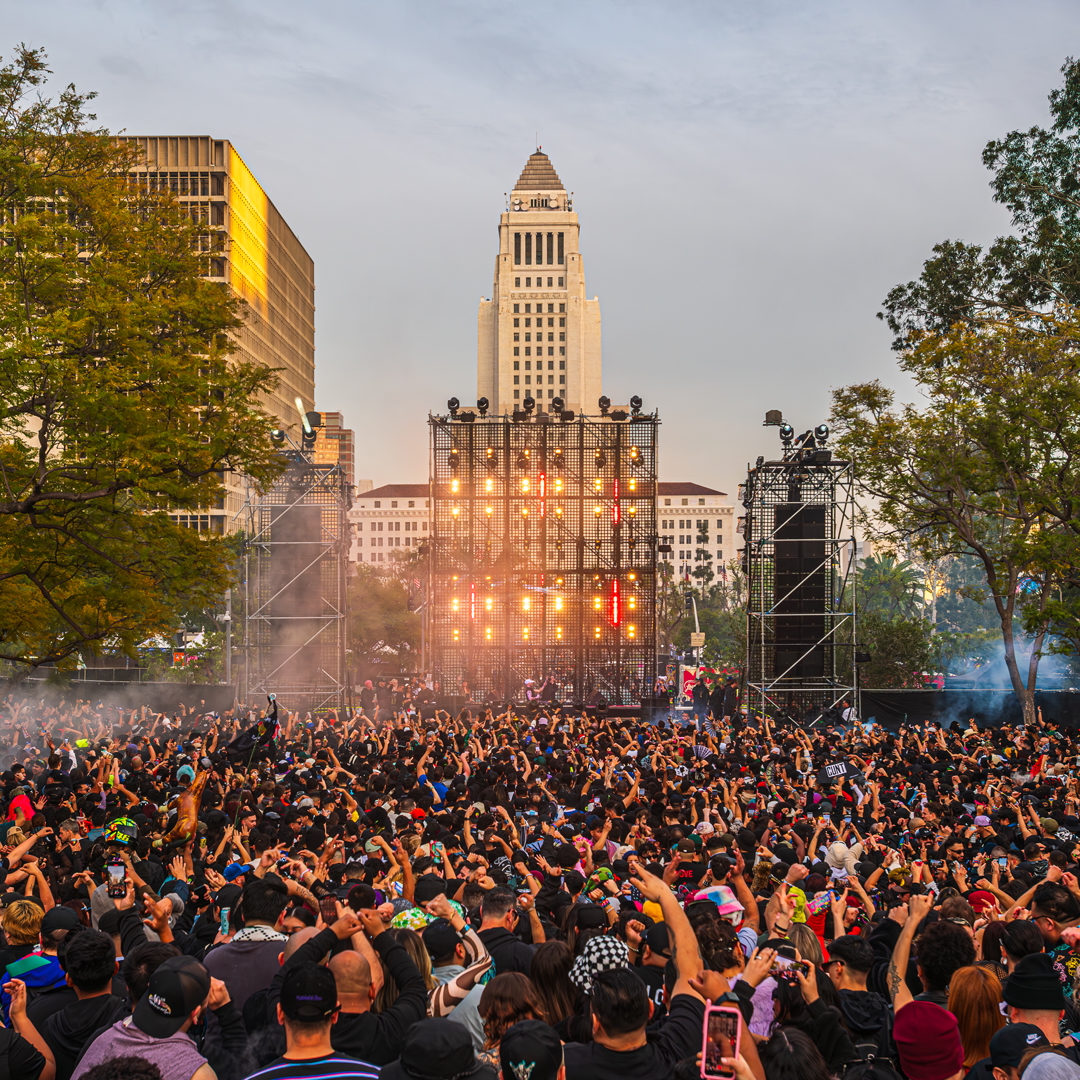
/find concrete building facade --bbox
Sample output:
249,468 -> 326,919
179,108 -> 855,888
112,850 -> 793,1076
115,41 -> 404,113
349,484 -> 430,564
313,412 -> 356,492
656,483 -> 736,581
125,136 -> 316,533
477,151 -> 601,417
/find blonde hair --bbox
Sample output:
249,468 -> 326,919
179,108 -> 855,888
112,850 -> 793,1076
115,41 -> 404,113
3,899 -> 43,945
4,828 -> 25,846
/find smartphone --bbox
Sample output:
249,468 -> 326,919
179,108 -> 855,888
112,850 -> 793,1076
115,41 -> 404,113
997,857 -> 1007,868
106,859 -> 126,899
320,894 -> 339,924
769,955 -> 810,978
219,907 -> 230,936
701,1003 -> 741,1079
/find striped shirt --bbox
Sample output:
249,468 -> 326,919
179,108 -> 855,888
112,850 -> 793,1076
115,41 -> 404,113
244,1052 -> 379,1080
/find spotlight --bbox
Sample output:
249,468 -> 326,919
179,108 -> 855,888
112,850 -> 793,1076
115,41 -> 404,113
447,397 -> 460,416
523,395 -> 536,414
449,448 -> 460,470
598,396 -> 610,415
630,395 -> 643,415
270,429 -> 285,444
477,397 -> 489,416
517,450 -> 530,469
595,451 -> 607,469
779,423 -> 794,446
486,448 -> 498,470
551,396 -> 565,412
815,423 -> 830,442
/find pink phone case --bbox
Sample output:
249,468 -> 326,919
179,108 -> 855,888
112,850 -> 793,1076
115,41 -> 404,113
701,1003 -> 741,1079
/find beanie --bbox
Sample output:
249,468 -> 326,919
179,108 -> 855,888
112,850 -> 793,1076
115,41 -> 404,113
893,1001 -> 965,1080
1003,953 -> 1067,1012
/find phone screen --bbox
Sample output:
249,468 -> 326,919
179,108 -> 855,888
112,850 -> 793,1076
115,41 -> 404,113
702,1007 -> 740,1079
320,895 -> 339,924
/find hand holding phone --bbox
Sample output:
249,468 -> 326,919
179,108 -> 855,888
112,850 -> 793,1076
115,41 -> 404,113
106,858 -> 126,899
701,1003 -> 741,1079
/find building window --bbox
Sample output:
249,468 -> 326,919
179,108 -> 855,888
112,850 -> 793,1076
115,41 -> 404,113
699,498 -> 705,505
559,346 -> 565,355
514,277 -> 520,287
408,500 -> 415,508
525,318 -> 531,327
391,501 -> 398,508
514,233 -> 521,265
559,360 -> 565,369
546,303 -> 553,313
513,333 -> 519,342
525,360 -> 531,369
559,375 -> 565,384
664,499 -> 671,506
558,276 -> 564,286
716,520 -> 723,528
559,317 -> 565,326
514,375 -> 519,384
559,303 -> 566,313
525,375 -> 531,384
548,388 -> 554,398
525,277 -> 531,286
525,232 -> 532,265
524,333 -> 531,342
513,304 -> 519,313
513,318 -> 519,327
558,232 -> 564,264
514,361 -> 519,369
374,501 -> 381,508
548,374 -> 554,384
682,499 -> 688,506
525,347 -> 531,356
548,360 -> 554,370
559,332 -> 565,341
547,277 -> 553,286
547,347 -> 553,355
514,389 -> 520,399
525,304 -> 531,313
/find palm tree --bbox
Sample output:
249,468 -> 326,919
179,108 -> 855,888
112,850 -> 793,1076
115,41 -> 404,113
857,553 -> 925,619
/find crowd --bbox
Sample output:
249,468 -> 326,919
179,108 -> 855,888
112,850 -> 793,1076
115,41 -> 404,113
0,693 -> 1078,1080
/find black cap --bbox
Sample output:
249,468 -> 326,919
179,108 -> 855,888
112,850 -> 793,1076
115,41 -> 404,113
132,955 -> 210,1037
280,962 -> 338,1022
990,1023 -> 1049,1067
380,1018 -> 495,1080
421,918 -> 463,963
40,906 -> 82,934
500,1019 -> 564,1080
645,921 -> 671,958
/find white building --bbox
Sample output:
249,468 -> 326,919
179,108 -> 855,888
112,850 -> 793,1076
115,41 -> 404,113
656,483 -> 736,582
349,484 -> 430,564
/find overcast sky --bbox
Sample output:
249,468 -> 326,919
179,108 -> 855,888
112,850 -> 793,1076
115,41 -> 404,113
4,0 -> 1078,495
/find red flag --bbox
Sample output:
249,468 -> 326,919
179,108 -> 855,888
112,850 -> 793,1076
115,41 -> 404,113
1031,753 -> 1046,777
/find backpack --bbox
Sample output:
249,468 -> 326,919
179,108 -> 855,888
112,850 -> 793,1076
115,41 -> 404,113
842,1010 -> 902,1080
842,1059 -> 906,1080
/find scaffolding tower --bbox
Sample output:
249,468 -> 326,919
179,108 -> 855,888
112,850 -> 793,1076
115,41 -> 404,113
240,450 -> 350,713
741,426 -> 857,721
428,403 -> 659,706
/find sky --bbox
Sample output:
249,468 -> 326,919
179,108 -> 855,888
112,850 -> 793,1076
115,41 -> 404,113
4,0 -> 1078,496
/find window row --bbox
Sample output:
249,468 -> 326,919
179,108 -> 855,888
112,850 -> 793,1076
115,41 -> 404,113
514,360 -> 564,370
356,520 -> 426,532
514,317 -> 566,328
514,276 -> 564,288
514,232 -> 564,266
662,498 -> 708,506
514,303 -> 565,314
361,535 -> 420,547
514,347 -> 566,356
514,389 -> 560,399
514,375 -> 565,385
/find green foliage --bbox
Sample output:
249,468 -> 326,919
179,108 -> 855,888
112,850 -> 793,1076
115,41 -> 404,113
857,554 -> 925,619
664,558 -> 746,668
346,561 -> 421,670
0,47 -> 283,667
881,57 -> 1080,348
857,610 -> 935,689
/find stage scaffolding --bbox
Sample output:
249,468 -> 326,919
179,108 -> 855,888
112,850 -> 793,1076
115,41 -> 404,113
428,405 -> 659,706
238,451 -> 350,713
741,430 -> 857,721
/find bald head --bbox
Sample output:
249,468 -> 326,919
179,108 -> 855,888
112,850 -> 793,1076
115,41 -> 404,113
329,949 -> 371,994
281,926 -> 326,964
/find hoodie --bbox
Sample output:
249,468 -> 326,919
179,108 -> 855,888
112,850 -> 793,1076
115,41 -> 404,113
838,988 -> 893,1057
43,993 -> 129,1080
0,952 -> 65,1021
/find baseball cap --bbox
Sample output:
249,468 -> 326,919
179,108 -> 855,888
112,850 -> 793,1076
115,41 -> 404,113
695,821 -> 716,835
422,918 -> 463,963
645,921 -> 671,958
990,1023 -> 1049,1068
280,961 -> 339,1022
676,838 -> 697,854
222,862 -> 249,883
41,906 -> 82,934
132,955 -> 211,1037
893,1001 -> 965,1080
381,1017 -> 497,1080
974,815 -> 992,827
500,1019 -> 564,1080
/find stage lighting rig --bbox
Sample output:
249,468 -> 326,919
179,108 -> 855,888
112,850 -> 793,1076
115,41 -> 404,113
598,396 -> 610,415
630,395 -> 643,415
477,397 -> 489,416
523,395 -> 536,414
447,397 -> 460,417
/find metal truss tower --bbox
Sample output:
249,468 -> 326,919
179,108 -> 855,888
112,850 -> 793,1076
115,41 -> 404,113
239,449 -> 350,713
428,402 -> 658,706
741,424 -> 857,721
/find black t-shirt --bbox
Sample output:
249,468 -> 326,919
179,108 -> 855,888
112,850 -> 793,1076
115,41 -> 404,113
0,1025 -> 46,1080
564,993 -> 705,1080
632,963 -> 668,1022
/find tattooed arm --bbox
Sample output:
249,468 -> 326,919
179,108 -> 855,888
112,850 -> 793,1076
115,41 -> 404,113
887,893 -> 932,1013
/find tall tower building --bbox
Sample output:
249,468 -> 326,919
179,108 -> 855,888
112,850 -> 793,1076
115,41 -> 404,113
477,151 -> 601,416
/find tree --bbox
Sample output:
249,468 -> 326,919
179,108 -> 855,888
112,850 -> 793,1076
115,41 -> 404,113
857,610 -> 936,689
856,553 -> 926,619
881,58 -> 1080,348
346,562 -> 421,672
691,518 -> 714,588
832,315 -> 1080,724
0,47 -> 282,668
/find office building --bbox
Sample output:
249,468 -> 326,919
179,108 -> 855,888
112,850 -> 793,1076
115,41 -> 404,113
313,412 -> 356,491
656,484 -> 736,580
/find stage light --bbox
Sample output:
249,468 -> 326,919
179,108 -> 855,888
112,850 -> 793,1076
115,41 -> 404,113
552,396 -> 565,412
555,507 -> 562,515
448,397 -> 460,416
594,505 -> 602,515
629,505 -> 637,515
449,448 -> 460,470
523,627 -> 530,639
485,627 -> 492,639
779,424 -> 794,446
485,478 -> 494,493
596,451 -> 607,469
556,627 -> 563,639
630,395 -> 643,414
815,423 -> 830,442
554,597 -> 563,610
521,478 -> 530,492
452,598 -> 460,611
554,478 -> 563,492
452,507 -> 460,516
628,597 -> 637,609
477,397 -> 489,416
486,448 -> 497,470
523,597 -> 530,611
450,479 -> 459,493
593,597 -> 602,609
452,628 -> 460,640
594,626 -> 602,638
460,412 -> 475,423
560,410 -> 575,421
270,429 -> 285,444
552,448 -> 564,466
593,478 -> 602,490
485,597 -> 493,610
629,573 -> 636,580
523,395 -> 536,414
598,396 -> 610,414
521,507 -> 529,516
629,445 -> 640,460
485,505 -> 493,515
628,625 -> 636,638
517,451 -> 530,469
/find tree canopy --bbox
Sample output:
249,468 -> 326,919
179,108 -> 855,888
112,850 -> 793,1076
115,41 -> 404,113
0,46 -> 282,668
